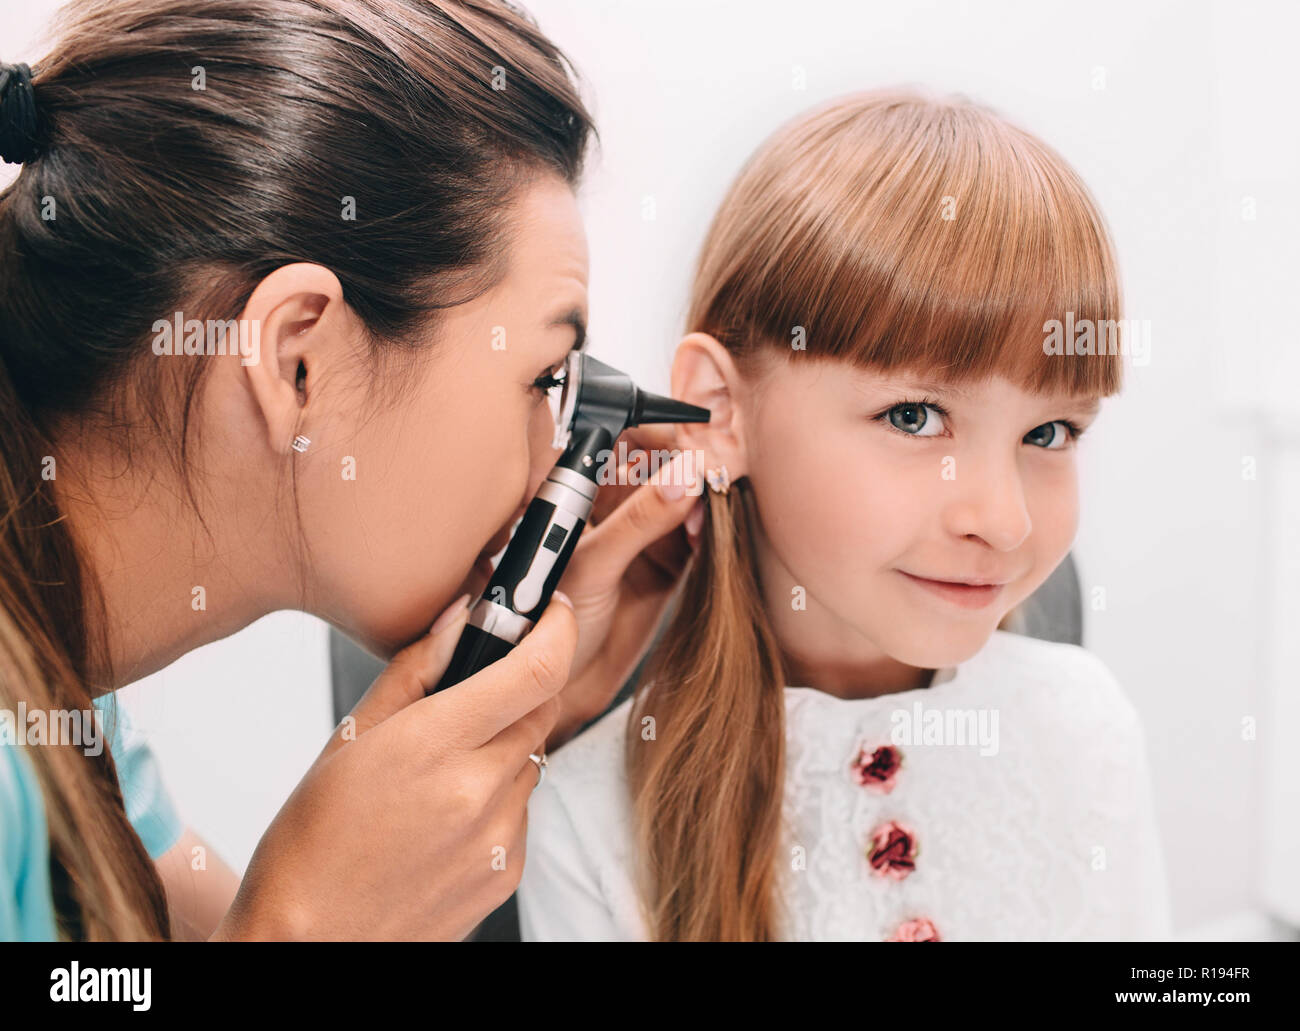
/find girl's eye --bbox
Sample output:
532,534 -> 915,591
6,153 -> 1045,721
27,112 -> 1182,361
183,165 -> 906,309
879,400 -> 947,437
874,399 -> 1087,448
1024,420 -> 1082,449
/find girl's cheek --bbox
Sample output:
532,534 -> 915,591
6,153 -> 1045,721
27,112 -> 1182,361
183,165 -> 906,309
1026,459 -> 1080,528
1032,492 -> 1080,554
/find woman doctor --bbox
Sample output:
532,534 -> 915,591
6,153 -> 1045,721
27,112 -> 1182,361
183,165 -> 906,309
0,0 -> 702,941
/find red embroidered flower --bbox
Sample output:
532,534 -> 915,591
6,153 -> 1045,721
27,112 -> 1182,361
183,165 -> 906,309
851,743 -> 903,792
865,819 -> 919,880
885,917 -> 941,942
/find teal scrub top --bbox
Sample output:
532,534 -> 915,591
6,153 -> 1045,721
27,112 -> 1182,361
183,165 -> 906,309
0,693 -> 184,941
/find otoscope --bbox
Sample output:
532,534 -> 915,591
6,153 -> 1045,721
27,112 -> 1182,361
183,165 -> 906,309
430,350 -> 711,693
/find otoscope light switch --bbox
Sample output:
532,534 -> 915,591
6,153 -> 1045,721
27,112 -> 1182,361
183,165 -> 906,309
514,511 -> 577,611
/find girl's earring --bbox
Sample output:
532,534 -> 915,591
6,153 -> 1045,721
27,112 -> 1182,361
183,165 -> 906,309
291,434 -> 312,453
705,464 -> 730,495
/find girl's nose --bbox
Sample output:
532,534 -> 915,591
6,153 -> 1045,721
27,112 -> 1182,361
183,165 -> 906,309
942,453 -> 1033,552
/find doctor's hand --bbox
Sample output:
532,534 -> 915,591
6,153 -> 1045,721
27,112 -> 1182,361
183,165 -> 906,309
547,426 -> 706,747
209,591 -> 577,942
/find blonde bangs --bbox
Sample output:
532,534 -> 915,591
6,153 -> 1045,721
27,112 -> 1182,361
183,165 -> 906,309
688,88 -> 1124,399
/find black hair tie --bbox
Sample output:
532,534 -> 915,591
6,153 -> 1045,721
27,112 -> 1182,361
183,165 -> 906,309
0,62 -> 40,165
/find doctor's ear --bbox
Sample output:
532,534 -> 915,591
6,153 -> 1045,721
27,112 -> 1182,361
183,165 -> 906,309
670,332 -> 751,480
240,262 -> 363,457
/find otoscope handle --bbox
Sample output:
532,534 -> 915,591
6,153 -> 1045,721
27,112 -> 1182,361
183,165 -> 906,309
429,429 -> 607,694
433,621 -> 519,692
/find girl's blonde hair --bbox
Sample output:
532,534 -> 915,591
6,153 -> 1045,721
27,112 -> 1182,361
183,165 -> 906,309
626,87 -> 1124,941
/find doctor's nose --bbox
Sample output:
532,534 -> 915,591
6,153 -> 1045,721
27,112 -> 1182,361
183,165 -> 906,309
526,400 -> 562,485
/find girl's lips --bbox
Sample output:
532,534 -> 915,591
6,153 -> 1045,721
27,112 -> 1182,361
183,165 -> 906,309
897,570 -> 1004,610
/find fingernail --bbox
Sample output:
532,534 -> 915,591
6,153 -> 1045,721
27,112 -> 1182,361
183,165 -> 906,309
431,593 -> 471,634
658,452 -> 685,501
552,590 -> 574,610
685,496 -> 705,538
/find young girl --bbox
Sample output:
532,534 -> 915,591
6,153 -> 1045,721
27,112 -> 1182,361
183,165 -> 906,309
516,87 -> 1173,941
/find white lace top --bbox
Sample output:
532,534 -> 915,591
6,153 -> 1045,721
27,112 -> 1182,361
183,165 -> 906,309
517,629 -> 1173,941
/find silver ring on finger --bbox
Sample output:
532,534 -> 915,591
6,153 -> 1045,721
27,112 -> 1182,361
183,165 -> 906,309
527,751 -> 548,790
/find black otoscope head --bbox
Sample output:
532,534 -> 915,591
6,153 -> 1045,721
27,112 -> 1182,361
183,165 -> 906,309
552,351 -> 711,481
568,351 -> 711,434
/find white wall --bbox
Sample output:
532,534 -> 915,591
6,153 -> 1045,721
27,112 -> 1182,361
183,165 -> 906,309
5,0 -> 1295,937
115,613 -> 333,875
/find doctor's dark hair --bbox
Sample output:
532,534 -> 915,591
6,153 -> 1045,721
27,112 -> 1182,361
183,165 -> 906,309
628,88 -> 1124,941
0,0 -> 592,941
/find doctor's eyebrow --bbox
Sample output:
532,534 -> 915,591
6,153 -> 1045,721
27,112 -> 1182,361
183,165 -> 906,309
548,308 -> 587,351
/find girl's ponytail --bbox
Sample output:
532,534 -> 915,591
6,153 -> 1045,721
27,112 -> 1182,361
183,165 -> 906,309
627,477 -> 788,940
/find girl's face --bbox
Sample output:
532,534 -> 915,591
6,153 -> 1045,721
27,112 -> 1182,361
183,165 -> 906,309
674,338 -> 1102,693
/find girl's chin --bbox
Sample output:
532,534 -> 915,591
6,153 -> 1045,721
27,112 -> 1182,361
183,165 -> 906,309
886,626 -> 993,670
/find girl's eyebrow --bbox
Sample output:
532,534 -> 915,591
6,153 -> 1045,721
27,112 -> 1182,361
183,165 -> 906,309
1069,397 -> 1103,415
898,378 -> 1102,415
895,378 -> 974,398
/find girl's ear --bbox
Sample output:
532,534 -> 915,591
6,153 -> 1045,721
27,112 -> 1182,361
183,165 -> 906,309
670,332 -> 751,479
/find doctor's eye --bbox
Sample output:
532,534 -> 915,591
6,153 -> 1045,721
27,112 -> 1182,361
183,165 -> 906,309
1024,420 -> 1083,449
530,363 -> 567,399
875,398 -> 948,438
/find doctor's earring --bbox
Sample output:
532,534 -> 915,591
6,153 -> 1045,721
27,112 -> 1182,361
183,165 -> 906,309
291,434 -> 312,453
705,464 -> 730,495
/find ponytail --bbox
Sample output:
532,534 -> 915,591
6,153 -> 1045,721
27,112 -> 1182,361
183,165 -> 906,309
0,353 -> 170,940
626,477 -> 788,940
